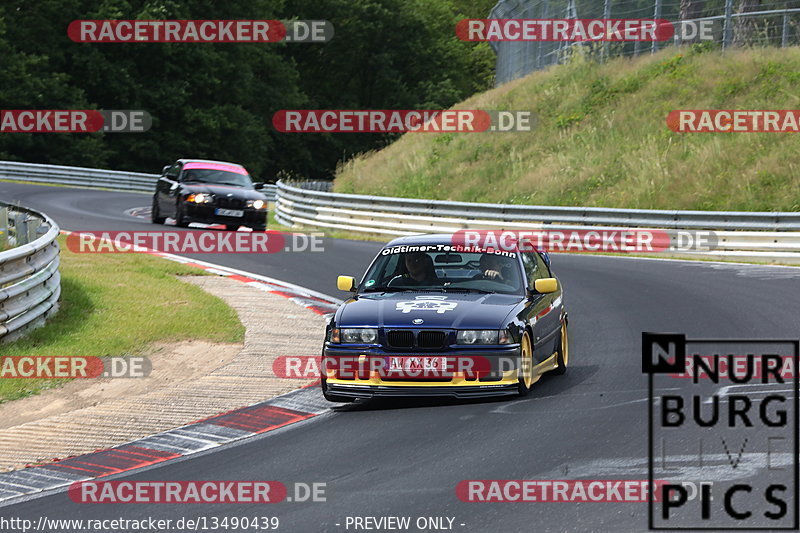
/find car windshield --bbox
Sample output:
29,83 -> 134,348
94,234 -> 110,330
181,169 -> 252,188
360,249 -> 524,295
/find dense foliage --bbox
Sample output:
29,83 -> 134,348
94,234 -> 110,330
0,0 -> 496,179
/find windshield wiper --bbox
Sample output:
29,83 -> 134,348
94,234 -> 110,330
362,286 -> 428,292
439,287 -> 493,294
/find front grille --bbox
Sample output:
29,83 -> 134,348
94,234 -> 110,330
417,330 -> 446,348
386,330 -> 447,349
216,197 -> 245,209
387,330 -> 414,348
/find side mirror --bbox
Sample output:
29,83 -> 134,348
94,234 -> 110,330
531,278 -> 558,295
337,275 -> 357,292
253,182 -> 265,190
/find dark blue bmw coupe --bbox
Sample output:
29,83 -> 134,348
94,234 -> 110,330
321,234 -> 569,401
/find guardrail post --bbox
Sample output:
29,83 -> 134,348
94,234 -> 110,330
723,0 -> 734,49
28,217 -> 41,242
0,207 -> 6,250
602,0 -> 611,61
782,10 -> 790,48
13,213 -> 28,245
652,0 -> 662,54
537,0 -> 549,69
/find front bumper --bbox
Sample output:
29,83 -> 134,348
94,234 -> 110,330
322,346 -> 521,398
183,204 -> 267,227
326,382 -> 519,399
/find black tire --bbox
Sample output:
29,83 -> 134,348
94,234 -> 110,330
250,225 -> 267,232
517,331 -> 534,396
151,197 -> 166,224
225,224 -> 240,231
175,203 -> 189,227
551,321 -> 569,376
321,378 -> 355,403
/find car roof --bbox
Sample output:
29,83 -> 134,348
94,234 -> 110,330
176,159 -> 246,169
383,234 -> 535,257
385,234 -> 474,247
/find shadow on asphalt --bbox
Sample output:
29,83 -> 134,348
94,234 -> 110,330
330,363 -> 600,412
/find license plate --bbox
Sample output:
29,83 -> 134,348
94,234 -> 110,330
387,356 -> 448,372
215,208 -> 244,217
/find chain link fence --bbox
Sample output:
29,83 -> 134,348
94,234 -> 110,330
491,0 -> 800,85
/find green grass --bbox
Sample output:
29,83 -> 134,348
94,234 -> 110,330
0,236 -> 244,403
334,45 -> 800,212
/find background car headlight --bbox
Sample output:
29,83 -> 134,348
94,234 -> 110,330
341,328 -> 378,344
457,330 -> 509,345
186,193 -> 212,204
247,199 -> 266,209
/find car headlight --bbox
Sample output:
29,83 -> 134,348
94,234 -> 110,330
340,328 -> 378,344
186,193 -> 212,204
457,330 -> 511,345
246,199 -> 266,209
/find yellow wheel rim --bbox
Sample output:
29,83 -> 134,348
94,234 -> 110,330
521,333 -> 533,388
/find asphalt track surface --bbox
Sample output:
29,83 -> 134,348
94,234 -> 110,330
1,182 -> 799,532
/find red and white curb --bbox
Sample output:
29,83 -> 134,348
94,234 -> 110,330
0,231 -> 341,504
0,386 -> 330,504
152,252 -> 340,318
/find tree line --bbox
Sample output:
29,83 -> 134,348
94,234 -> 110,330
0,0 -> 496,180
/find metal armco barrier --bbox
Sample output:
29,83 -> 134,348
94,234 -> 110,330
0,203 -> 61,343
0,160 -> 159,193
275,181 -> 800,264
0,161 -> 278,201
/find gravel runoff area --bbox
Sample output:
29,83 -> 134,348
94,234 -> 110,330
0,275 -> 328,472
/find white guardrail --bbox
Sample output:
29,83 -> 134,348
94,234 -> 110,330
274,181 -> 800,264
0,203 -> 61,343
0,161 -> 278,200
1,161 -> 798,264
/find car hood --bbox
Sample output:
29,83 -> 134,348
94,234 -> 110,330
182,183 -> 266,200
337,292 -> 525,329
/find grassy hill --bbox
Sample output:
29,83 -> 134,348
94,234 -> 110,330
334,46 -> 800,212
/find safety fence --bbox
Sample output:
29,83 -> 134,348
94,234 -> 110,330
490,0 -> 800,85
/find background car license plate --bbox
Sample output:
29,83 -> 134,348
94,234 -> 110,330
387,356 -> 448,372
215,208 -> 244,217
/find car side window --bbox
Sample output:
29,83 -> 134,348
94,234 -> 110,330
534,252 -> 551,278
521,253 -> 543,286
167,163 -> 181,179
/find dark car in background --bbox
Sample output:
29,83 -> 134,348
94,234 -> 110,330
322,234 -> 569,402
151,159 -> 268,231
